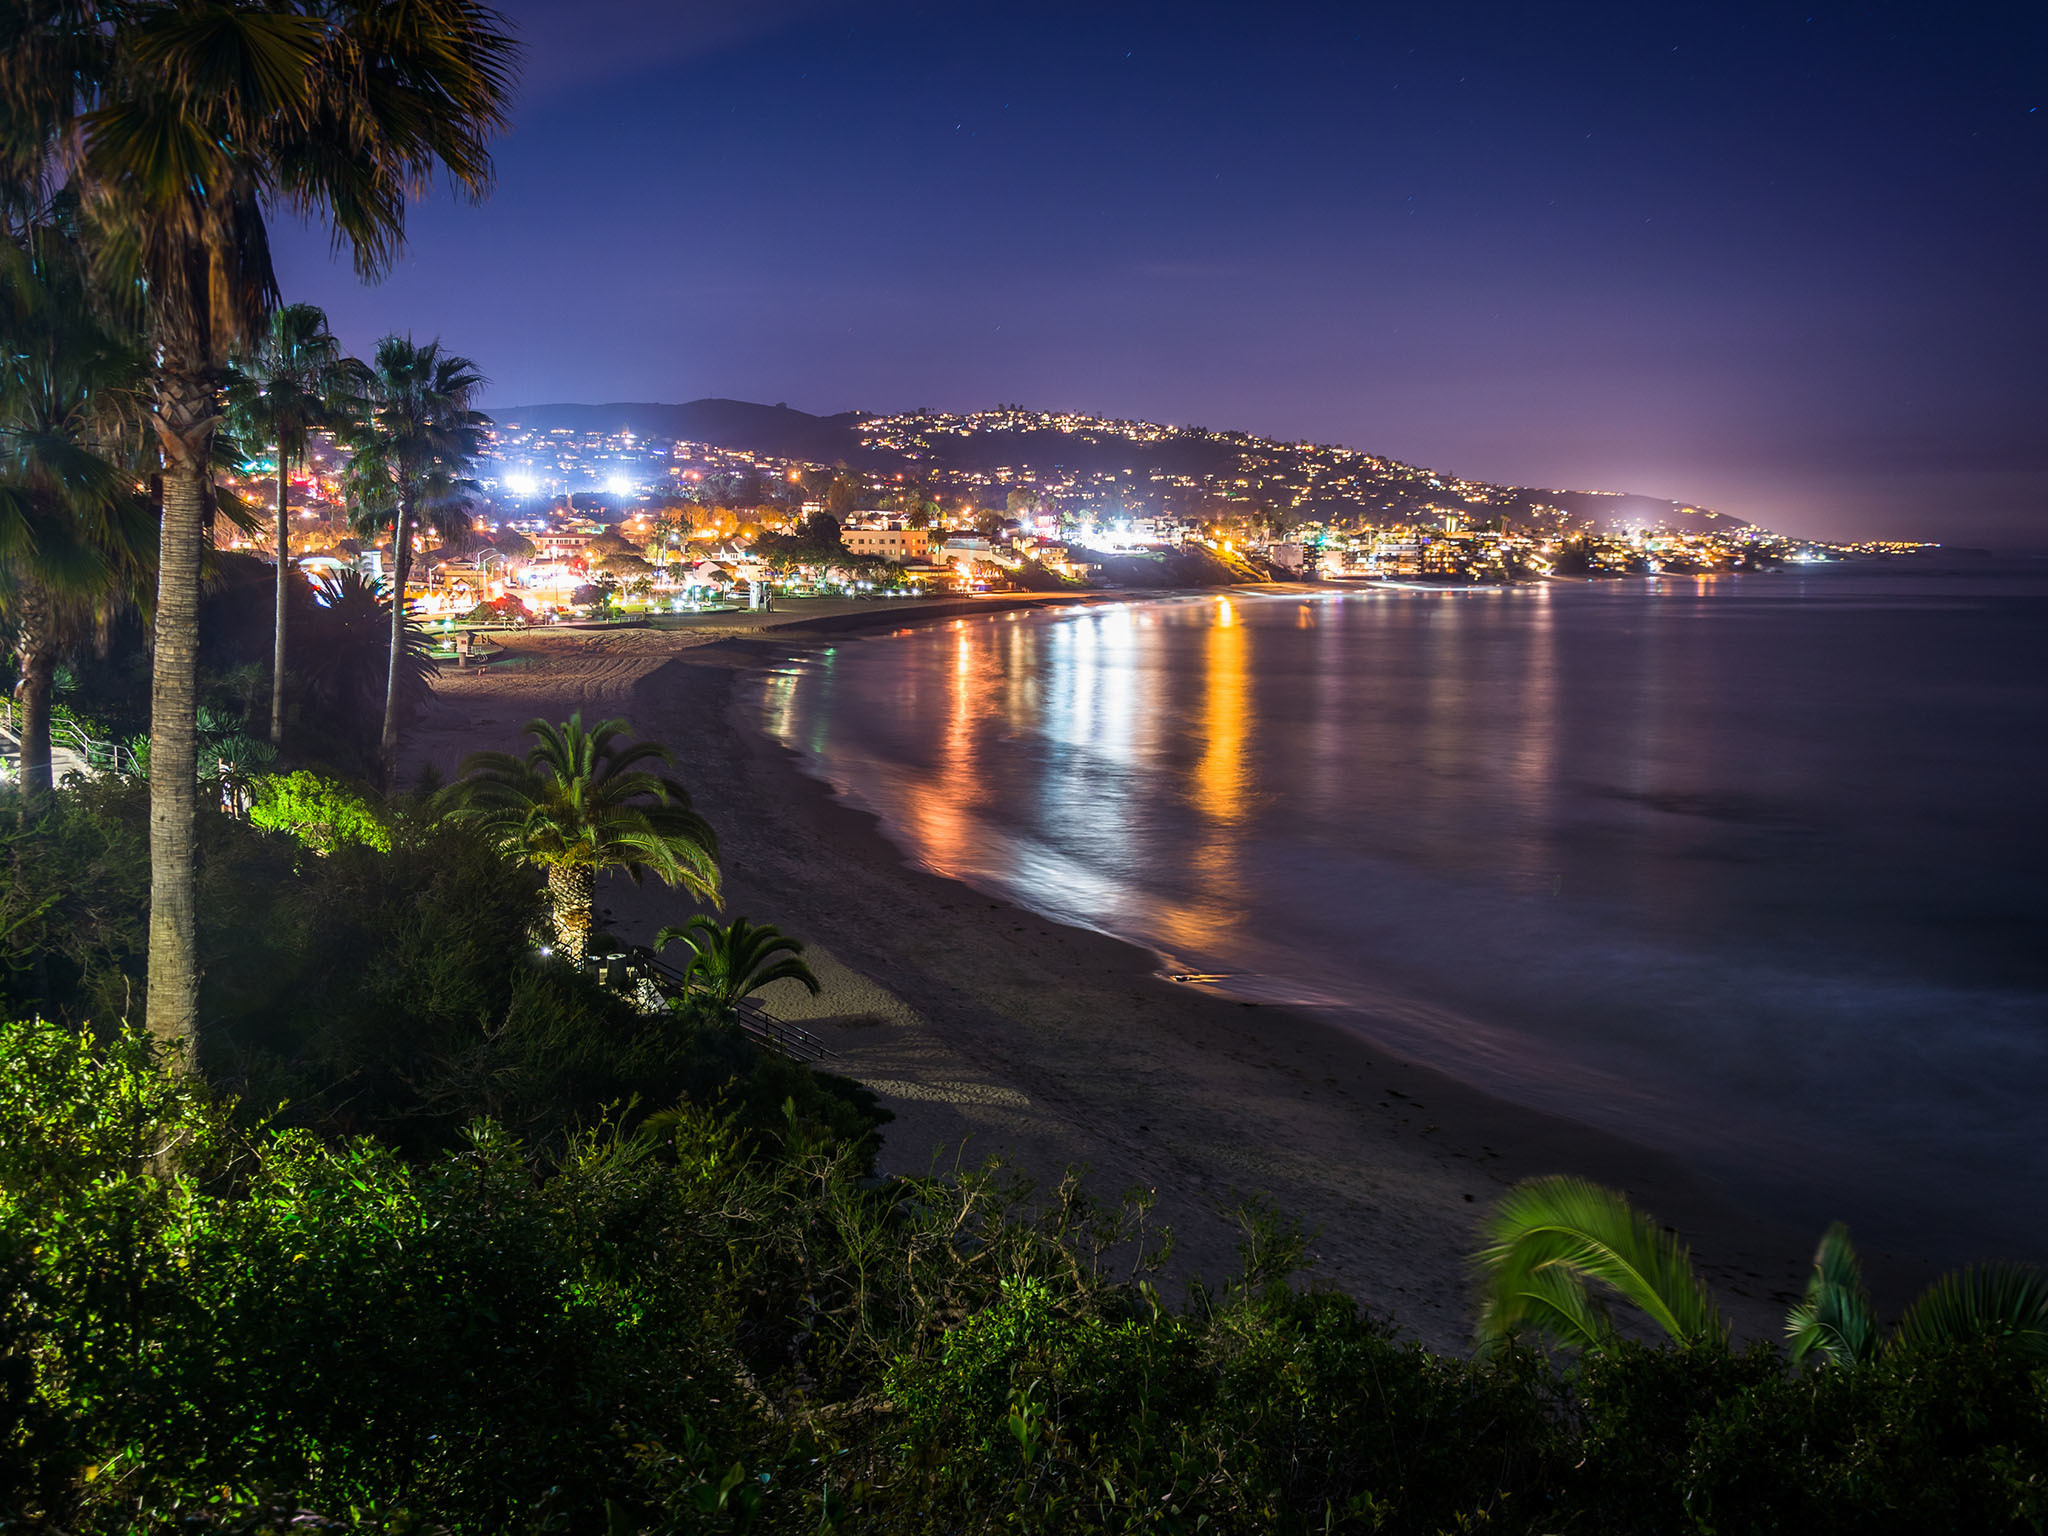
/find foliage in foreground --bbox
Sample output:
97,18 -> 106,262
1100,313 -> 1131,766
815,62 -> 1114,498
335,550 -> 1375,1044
2,1018 -> 2046,1535
1477,1174 -> 2048,1368
0,734 -> 2042,1533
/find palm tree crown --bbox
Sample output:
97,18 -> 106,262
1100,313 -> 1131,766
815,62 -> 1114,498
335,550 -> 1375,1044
224,302 -> 364,749
655,915 -> 821,1014
344,334 -> 486,786
442,714 -> 720,965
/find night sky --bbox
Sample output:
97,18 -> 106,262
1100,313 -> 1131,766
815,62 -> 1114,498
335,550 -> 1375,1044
271,0 -> 2047,547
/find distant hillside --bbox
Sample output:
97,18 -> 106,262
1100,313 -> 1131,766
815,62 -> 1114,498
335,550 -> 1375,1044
493,397 -> 1745,533
495,399 -> 867,464
1526,490 -> 1745,536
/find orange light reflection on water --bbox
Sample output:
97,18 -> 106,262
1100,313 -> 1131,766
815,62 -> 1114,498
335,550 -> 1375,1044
900,629 -> 982,872
1166,599 -> 1253,955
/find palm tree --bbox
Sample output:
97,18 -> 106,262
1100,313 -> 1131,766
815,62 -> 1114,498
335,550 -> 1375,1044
654,915 -> 820,1013
1475,1176 -> 2048,1365
5,0 -> 516,1051
441,714 -> 720,966
344,335 -> 487,787
223,303 -> 363,750
297,568 -> 436,773
0,207 -> 154,809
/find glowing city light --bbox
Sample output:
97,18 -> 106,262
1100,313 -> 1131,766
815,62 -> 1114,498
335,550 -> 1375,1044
607,474 -> 634,498
503,471 -> 539,497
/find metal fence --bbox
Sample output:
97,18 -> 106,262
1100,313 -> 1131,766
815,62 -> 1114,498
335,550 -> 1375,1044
588,944 -> 841,1064
0,699 -> 137,776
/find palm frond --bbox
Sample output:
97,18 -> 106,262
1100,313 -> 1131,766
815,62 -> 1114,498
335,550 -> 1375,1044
1785,1223 -> 1877,1367
124,7 -> 325,121
1893,1263 -> 2048,1361
656,915 -> 817,1011
1475,1176 -> 1726,1352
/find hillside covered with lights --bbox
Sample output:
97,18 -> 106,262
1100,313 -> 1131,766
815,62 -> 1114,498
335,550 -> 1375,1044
495,398 -> 1752,537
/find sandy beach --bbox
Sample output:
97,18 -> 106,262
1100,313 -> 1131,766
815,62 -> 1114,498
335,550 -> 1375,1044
406,596 -> 1826,1354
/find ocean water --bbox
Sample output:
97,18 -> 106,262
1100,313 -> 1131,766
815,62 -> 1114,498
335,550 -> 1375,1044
757,563 -> 2048,1260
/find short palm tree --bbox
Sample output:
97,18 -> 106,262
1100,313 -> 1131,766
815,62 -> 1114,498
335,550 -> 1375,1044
442,714 -> 720,965
0,208 -> 154,808
344,335 -> 487,787
6,0 -> 517,1049
1475,1176 -> 2048,1365
223,303 -> 364,749
655,915 -> 820,1013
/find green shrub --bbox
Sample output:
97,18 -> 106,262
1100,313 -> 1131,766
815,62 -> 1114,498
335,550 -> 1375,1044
0,776 -> 151,1025
0,1020 -> 752,1531
246,770 -> 391,854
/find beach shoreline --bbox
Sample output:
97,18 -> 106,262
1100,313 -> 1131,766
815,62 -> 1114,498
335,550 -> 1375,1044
406,594 -> 1844,1352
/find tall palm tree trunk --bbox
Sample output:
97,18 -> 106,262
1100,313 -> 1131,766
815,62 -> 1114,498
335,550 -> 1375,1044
379,504 -> 413,787
271,460 -> 289,748
147,399 -> 209,1054
13,597 -> 57,807
546,862 -> 594,965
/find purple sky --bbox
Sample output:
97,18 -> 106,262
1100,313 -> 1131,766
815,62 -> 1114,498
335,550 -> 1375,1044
271,0 -> 2048,546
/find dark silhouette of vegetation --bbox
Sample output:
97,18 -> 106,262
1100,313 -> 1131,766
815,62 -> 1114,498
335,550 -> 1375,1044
0,208 -> 153,809
751,511 -> 850,569
344,335 -> 488,786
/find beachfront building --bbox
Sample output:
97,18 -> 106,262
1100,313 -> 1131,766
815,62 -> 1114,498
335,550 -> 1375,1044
533,530 -> 595,563
842,526 -> 931,562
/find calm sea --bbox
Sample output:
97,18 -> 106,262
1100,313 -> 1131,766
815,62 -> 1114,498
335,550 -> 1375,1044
757,563 -> 2048,1261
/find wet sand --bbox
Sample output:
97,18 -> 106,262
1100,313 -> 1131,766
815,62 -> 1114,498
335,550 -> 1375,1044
406,597 -> 1828,1353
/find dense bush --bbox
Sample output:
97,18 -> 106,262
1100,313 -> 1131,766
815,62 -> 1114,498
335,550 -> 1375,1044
246,770 -> 391,853
467,593 -> 530,625
0,1023 -> 750,1528
0,779 -> 151,1025
0,779 -> 884,1162
33,555 -> 435,780
2,1013 -> 2046,1533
